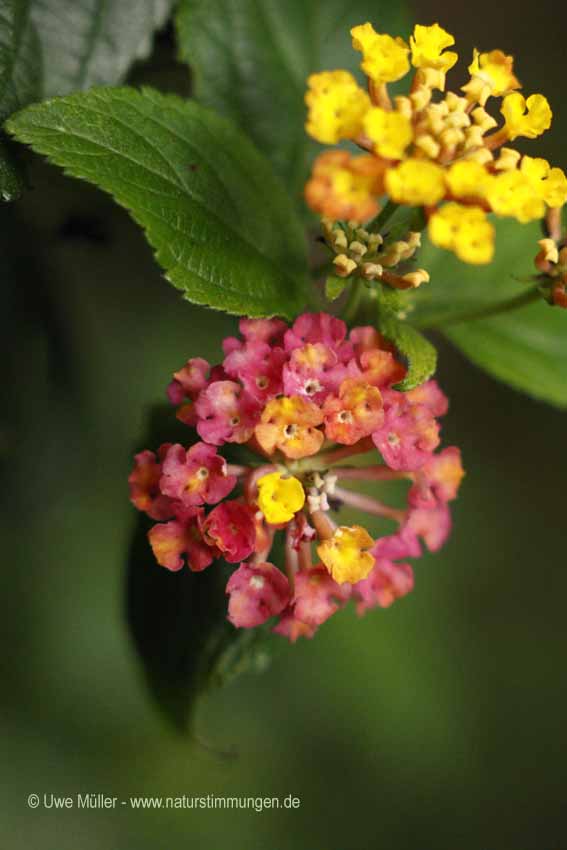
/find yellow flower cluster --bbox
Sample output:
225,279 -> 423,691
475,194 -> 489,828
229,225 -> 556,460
304,21 -> 567,266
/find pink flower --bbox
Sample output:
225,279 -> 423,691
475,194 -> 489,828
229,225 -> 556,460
372,396 -> 440,470
148,511 -> 214,572
195,380 -> 260,445
409,447 -> 465,507
223,341 -> 285,402
405,380 -> 449,417
372,524 -> 422,561
284,312 -> 353,361
405,504 -> 452,552
292,566 -> 347,627
128,446 -> 176,520
349,326 -> 382,356
130,311 -> 463,641
221,318 -> 287,356
201,500 -> 257,562
272,608 -> 316,642
226,562 -> 290,627
282,343 -> 359,404
166,357 -> 210,425
353,559 -> 414,613
239,317 -> 287,345
159,442 -> 236,507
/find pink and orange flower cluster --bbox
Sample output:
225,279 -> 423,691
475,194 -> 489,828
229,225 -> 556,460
129,313 -> 464,641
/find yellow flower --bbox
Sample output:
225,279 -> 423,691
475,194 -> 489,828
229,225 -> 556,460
385,158 -> 446,205
542,168 -> 567,208
305,70 -> 371,144
446,160 -> 492,201
501,92 -> 552,140
520,155 -> 567,208
410,23 -> 458,73
493,147 -> 521,171
363,106 -> 413,159
257,472 -> 305,525
485,157 -> 564,223
429,203 -> 495,264
462,49 -> 520,106
317,525 -> 375,585
351,22 -> 410,84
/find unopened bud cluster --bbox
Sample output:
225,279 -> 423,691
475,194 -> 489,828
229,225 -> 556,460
323,218 -> 428,289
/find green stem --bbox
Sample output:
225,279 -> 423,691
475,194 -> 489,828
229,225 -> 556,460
342,278 -> 364,325
367,200 -> 399,233
415,285 -> 542,330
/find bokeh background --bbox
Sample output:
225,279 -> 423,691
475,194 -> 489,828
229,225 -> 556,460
3,2 -> 567,848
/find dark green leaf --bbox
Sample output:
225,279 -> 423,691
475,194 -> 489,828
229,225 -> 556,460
31,0 -> 174,96
0,0 -> 42,197
411,220 -> 567,408
175,0 -> 410,195
0,134 -> 25,198
0,0 -> 42,119
7,86 -> 309,317
126,405 -> 276,731
376,285 -> 437,391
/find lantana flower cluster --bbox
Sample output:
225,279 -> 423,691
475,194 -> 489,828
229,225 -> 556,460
305,21 -> 567,268
129,313 -> 464,642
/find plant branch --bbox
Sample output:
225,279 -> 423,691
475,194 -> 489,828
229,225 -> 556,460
415,285 -> 542,330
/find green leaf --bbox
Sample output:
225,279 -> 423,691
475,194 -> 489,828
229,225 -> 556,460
7,86 -> 309,317
0,134 -> 25,199
376,285 -> 437,391
175,0 -> 410,194
325,274 -> 347,302
30,0 -> 175,97
126,405 -> 276,731
411,220 -> 567,408
0,0 -> 42,119
409,219 -> 544,329
0,0 -> 42,197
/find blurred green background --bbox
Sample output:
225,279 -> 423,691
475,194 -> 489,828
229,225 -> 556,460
3,3 -> 567,848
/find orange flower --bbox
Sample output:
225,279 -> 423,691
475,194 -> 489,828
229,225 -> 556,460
305,150 -> 385,222
323,379 -> 384,445
255,396 -> 324,459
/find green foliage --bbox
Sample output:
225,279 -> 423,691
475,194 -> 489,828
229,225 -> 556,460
126,405 -> 276,731
175,0 -> 409,196
0,0 -> 41,198
325,274 -> 347,302
0,0 -> 173,198
374,284 -> 437,390
31,0 -> 174,96
412,220 -> 567,408
0,0 -> 41,121
7,86 -> 309,317
0,135 -> 25,198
